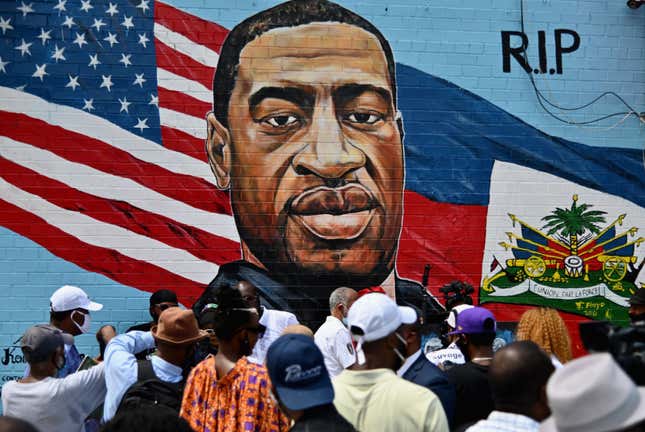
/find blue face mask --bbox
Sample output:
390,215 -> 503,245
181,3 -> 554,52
341,316 -> 348,327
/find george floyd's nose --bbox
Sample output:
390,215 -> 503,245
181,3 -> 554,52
292,117 -> 366,181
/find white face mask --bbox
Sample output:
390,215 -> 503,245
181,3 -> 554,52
72,311 -> 91,334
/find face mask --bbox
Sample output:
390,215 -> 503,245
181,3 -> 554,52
341,316 -> 348,326
72,311 -> 91,334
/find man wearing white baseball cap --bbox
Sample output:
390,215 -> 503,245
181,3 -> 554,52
332,293 -> 449,432
427,304 -> 475,368
26,285 -> 104,377
540,353 -> 645,432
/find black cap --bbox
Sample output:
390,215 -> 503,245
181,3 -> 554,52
629,288 -> 645,306
150,289 -> 178,306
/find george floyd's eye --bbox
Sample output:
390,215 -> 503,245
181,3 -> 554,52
345,112 -> 382,125
264,115 -> 299,128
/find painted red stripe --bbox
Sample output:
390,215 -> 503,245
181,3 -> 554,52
1,110 -> 232,216
0,157 -> 240,265
0,199 -> 206,306
156,39 -> 215,91
161,126 -> 208,163
158,86 -> 211,120
155,1 -> 228,54
397,190 -> 487,298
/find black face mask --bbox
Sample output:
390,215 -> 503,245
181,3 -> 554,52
181,345 -> 198,380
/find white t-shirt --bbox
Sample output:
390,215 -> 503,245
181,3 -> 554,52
248,308 -> 299,364
314,315 -> 356,378
426,342 -> 466,367
2,363 -> 106,432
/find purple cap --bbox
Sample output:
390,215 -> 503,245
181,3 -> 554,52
448,306 -> 496,335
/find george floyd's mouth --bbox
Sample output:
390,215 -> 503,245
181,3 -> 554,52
286,184 -> 378,240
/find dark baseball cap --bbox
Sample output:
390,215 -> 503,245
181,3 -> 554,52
150,289 -> 178,306
266,334 -> 334,411
21,324 -> 73,362
448,306 -> 496,335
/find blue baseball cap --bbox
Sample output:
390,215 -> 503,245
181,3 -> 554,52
266,334 -> 334,411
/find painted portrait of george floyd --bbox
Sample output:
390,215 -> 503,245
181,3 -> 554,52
193,0 -> 445,327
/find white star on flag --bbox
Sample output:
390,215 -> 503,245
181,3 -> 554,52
37,28 -> 52,45
53,0 -> 66,13
73,32 -> 88,48
62,16 -> 75,28
0,57 -> 9,74
100,75 -> 114,92
79,0 -> 93,13
88,53 -> 101,69
137,33 -> 149,48
118,97 -> 131,113
14,39 -> 32,57
148,94 -> 158,106
119,54 -> 132,67
51,45 -> 66,62
91,18 -> 106,32
103,32 -> 118,47
134,118 -> 149,132
121,16 -> 134,30
17,2 -> 34,17
133,73 -> 146,87
82,98 -> 94,111
105,2 -> 118,16
65,74 -> 80,91
0,17 -> 13,34
136,0 -> 150,13
32,64 -> 48,81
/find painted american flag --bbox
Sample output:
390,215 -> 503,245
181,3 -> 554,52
0,0 -> 239,305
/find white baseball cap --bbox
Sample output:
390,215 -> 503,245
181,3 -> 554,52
348,293 -> 416,364
50,285 -> 103,312
446,304 -> 475,329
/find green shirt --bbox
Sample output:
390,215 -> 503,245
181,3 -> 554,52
333,368 -> 449,432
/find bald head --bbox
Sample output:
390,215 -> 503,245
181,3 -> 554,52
489,341 -> 554,420
0,417 -> 38,432
281,324 -> 314,339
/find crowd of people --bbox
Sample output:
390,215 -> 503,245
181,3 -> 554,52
1,279 -> 644,432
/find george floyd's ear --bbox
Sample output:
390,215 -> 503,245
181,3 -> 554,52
205,112 -> 232,190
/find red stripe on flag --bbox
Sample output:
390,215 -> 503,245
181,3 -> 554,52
161,126 -> 208,163
155,1 -> 228,53
158,86 -> 211,120
0,156 -> 240,265
0,199 -> 206,306
396,191 -> 487,299
1,110 -> 232,216
156,39 -> 215,91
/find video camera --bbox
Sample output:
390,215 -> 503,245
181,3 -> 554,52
579,320 -> 645,385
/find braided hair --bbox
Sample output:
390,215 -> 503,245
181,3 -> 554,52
516,308 -> 572,363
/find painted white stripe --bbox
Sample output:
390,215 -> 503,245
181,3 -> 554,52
156,68 -> 212,104
0,86 -> 216,185
160,107 -> 206,140
0,136 -> 240,243
0,177 -> 218,284
154,23 -> 219,68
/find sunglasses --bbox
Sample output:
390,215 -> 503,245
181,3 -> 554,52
157,303 -> 178,311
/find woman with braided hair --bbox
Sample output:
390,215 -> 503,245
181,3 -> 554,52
516,308 -> 572,367
180,274 -> 290,432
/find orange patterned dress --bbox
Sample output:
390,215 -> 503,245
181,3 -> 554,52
180,356 -> 289,432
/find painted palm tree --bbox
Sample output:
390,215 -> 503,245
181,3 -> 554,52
541,195 -> 607,255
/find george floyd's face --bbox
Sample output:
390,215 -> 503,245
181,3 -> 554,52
208,23 -> 404,287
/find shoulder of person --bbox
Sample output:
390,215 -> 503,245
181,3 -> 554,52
263,308 -> 298,323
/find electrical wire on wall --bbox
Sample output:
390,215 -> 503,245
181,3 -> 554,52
518,0 -> 645,128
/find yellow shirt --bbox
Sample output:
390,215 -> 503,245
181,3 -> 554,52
333,368 -> 449,432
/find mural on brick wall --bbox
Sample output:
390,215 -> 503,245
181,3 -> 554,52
0,0 -> 644,384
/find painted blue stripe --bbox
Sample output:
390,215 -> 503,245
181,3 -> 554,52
398,64 -> 645,207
